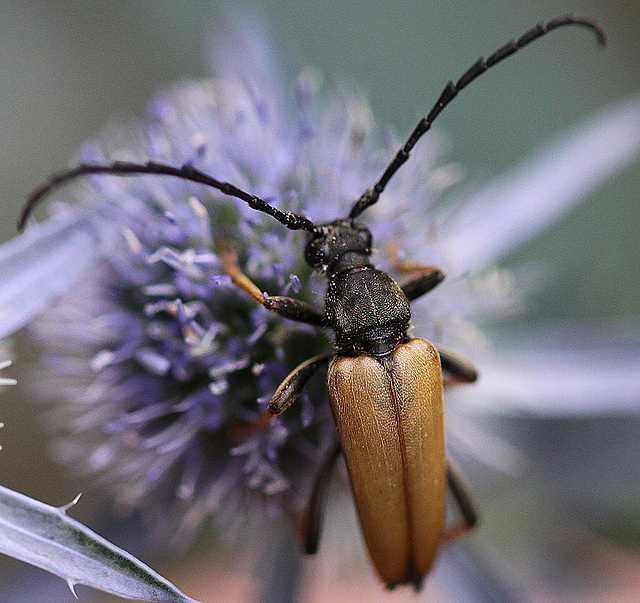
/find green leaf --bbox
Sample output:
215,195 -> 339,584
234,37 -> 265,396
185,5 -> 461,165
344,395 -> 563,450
0,485 -> 200,602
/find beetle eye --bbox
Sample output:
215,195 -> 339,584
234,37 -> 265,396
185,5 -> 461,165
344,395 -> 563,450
304,236 -> 325,268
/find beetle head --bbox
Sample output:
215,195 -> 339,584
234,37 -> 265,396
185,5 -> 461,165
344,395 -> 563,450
304,219 -> 372,273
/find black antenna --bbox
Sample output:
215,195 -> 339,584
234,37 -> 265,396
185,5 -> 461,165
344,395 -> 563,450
349,15 -> 606,219
18,161 -> 317,233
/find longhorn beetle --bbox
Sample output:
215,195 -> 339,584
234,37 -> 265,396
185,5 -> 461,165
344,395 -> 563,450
19,15 -> 606,589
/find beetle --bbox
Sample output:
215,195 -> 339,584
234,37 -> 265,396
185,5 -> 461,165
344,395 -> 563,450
19,15 -> 605,589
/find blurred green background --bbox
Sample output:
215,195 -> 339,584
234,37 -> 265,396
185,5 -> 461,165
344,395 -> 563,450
0,1 -> 638,601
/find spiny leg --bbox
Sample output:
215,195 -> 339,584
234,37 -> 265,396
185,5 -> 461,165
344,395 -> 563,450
219,242 -> 325,326
219,244 -> 330,440
438,347 -> 478,383
443,462 -> 478,542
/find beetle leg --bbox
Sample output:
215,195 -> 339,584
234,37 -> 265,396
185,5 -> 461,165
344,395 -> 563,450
297,438 -> 342,554
443,462 -> 478,542
220,242 -> 325,326
438,347 -> 478,383
225,353 -> 331,441
387,242 -> 445,301
268,353 -> 333,415
263,295 -> 326,326
275,361 -> 339,556
400,269 -> 445,301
